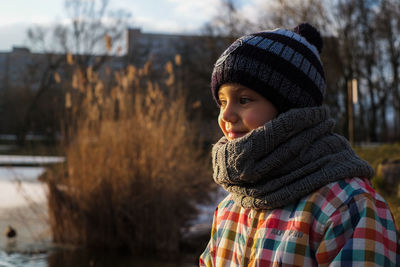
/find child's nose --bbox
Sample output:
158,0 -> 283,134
221,103 -> 239,123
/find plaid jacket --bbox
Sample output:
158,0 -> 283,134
199,177 -> 399,266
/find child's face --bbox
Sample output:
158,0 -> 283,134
218,83 -> 278,141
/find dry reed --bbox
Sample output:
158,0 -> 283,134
45,57 -> 212,258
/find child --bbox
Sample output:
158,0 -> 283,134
200,23 -> 399,266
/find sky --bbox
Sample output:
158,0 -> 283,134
0,0 -> 260,52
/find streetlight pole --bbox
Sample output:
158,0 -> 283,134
347,78 -> 357,146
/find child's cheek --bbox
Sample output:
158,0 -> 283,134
217,114 -> 227,135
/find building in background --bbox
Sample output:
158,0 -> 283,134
0,28 -> 228,141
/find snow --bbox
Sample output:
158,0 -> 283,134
0,167 -> 47,208
0,155 -> 64,165
0,166 -> 50,252
182,187 -> 227,237
0,167 -> 46,181
0,181 -> 47,209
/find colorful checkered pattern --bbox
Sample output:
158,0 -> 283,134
199,177 -> 399,266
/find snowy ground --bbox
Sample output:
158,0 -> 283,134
0,166 -> 51,252
0,167 -> 47,206
182,187 -> 227,240
0,155 -> 64,166
0,154 -> 63,250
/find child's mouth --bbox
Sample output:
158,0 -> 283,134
227,131 -> 247,139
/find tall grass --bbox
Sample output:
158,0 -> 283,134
45,57 -> 213,258
355,144 -> 400,230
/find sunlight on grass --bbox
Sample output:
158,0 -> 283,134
43,56 -> 213,259
355,144 -> 400,230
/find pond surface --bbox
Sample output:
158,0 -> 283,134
0,249 -> 198,267
0,251 -> 47,267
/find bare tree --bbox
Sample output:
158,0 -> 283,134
202,0 -> 252,41
28,0 -> 130,70
355,0 -> 381,142
375,0 -> 400,140
334,0 -> 398,142
200,0 -> 400,143
255,0 -> 333,32
13,0 -> 131,145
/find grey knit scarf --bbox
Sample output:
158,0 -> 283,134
212,106 -> 374,210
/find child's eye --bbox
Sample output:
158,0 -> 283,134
239,97 -> 252,104
219,99 -> 227,107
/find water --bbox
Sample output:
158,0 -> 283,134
0,249 -> 198,267
0,251 -> 47,267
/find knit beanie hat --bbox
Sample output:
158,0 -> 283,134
211,23 -> 325,113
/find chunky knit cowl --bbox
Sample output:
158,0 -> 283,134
212,106 -> 374,210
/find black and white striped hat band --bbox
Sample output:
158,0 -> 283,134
211,24 -> 326,113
